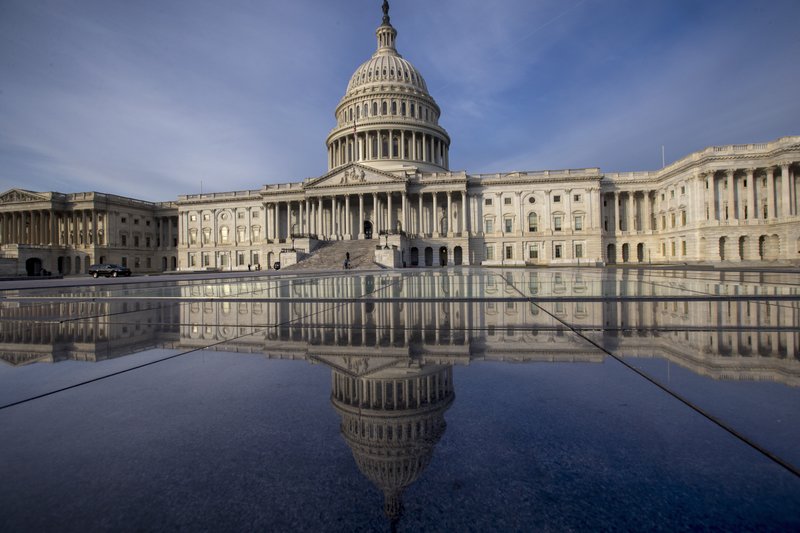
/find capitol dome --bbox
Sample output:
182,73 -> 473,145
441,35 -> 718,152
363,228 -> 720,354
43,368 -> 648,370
326,1 -> 450,173
345,52 -> 429,96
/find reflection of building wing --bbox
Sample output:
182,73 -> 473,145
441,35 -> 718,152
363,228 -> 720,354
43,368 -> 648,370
613,335 -> 800,387
328,361 -> 454,526
0,302 -> 179,365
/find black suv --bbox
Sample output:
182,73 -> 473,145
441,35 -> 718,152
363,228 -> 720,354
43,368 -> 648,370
88,264 -> 132,278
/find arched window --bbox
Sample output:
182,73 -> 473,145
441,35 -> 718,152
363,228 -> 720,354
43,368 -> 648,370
371,136 -> 378,157
363,103 -> 368,117
382,101 -> 387,115
528,212 -> 538,232
372,102 -> 378,115
381,136 -> 389,158
391,101 -> 397,115
356,106 -> 360,119
219,226 -> 229,244
348,108 -> 353,121
400,102 -> 406,116
410,103 -> 415,117
392,137 -> 399,158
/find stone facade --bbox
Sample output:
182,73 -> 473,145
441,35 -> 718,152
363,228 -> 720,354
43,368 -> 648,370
1,2 -> 798,275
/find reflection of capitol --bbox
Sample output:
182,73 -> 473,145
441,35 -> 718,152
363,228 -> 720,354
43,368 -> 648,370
0,301 -> 179,365
1,271 -> 798,387
329,358 -> 453,524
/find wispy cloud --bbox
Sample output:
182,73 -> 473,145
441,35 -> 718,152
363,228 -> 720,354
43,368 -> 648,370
0,0 -> 798,199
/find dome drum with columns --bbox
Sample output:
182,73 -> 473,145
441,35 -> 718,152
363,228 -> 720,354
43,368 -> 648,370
326,1 -> 450,174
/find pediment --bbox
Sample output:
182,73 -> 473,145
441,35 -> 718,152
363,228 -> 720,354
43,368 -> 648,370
305,164 -> 406,189
0,188 -> 47,204
310,354 -> 407,377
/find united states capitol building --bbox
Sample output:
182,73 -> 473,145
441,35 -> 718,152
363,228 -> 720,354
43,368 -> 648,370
1,2 -> 798,276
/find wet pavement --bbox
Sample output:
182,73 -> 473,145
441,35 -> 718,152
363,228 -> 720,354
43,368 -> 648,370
1,267 -> 798,531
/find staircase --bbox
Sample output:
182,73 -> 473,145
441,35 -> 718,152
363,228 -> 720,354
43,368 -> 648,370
285,239 -> 381,271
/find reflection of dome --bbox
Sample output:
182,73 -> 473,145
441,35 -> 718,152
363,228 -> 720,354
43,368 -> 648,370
331,363 -> 454,526
326,1 -> 451,173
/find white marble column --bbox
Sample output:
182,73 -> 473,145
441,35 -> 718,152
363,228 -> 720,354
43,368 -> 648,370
345,194 -> 351,238
358,194 -> 364,239
387,192 -> 394,233
461,191 -> 468,235
432,192 -> 438,236
766,167 -> 775,219
446,192 -> 452,236
780,163 -> 791,218
727,170 -> 736,221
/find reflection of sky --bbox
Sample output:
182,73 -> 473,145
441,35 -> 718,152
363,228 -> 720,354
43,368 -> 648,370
1,0 -> 799,199
1,354 -> 798,530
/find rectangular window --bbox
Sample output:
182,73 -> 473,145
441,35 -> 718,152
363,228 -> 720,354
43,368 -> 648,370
203,253 -> 210,266
554,244 -> 562,258
238,252 -> 245,265
484,245 -> 494,260
134,236 -> 140,247
253,211 -> 259,219
554,216 -> 562,231
146,258 -> 151,268
670,190 -> 675,198
504,197 -> 512,205
681,240 -> 687,256
238,212 -> 245,219
505,246 -> 513,259
190,214 -> 197,222
573,194 -> 581,202
574,216 -> 583,231
203,213 -> 210,221
146,237 -> 151,248
484,219 -> 493,233
146,220 -> 151,226
190,254 -> 196,267
671,213 -> 676,227
504,218 -> 512,233
121,257 -> 127,267
484,198 -> 493,206
134,257 -> 140,268
575,243 -> 583,258
529,244 -> 539,259
680,186 -> 686,195
121,217 -> 127,224
134,219 -> 139,225
681,211 -> 686,226
671,241 -> 676,256
553,195 -> 561,203
121,235 -> 127,246
253,253 -> 259,266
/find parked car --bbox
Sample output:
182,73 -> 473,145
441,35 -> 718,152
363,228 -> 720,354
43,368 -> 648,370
88,264 -> 132,278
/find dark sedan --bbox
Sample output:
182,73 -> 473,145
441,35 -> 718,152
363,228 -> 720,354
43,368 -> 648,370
88,264 -> 132,278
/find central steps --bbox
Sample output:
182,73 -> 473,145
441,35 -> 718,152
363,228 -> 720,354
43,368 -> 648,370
285,239 -> 381,271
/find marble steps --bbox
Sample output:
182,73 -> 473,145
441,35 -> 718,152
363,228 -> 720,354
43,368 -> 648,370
287,239 -> 378,271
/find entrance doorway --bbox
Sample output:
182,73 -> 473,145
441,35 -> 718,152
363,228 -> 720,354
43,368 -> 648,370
454,246 -> 463,265
439,247 -> 448,267
607,244 -> 616,264
410,247 -> 419,266
364,221 -> 373,239
25,258 -> 43,276
424,247 -> 433,267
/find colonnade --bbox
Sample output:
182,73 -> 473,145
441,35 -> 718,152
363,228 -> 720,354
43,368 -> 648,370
705,164 -> 797,221
602,163 -> 797,235
257,189 -> 468,241
0,209 -> 105,246
328,129 -> 449,169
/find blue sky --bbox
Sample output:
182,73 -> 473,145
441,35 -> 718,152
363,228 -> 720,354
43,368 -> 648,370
1,0 -> 798,201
